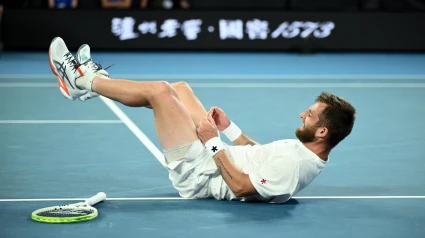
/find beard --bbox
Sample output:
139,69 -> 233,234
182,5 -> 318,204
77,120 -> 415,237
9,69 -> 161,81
295,123 -> 317,143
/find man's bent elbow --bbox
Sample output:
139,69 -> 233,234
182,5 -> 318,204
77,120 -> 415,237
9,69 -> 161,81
232,185 -> 258,197
233,189 -> 244,198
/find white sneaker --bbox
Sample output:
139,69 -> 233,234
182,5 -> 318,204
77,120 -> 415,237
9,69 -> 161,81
76,44 -> 111,102
48,37 -> 88,101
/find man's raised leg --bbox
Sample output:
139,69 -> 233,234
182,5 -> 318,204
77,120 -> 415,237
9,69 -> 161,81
88,78 -> 209,130
86,76 -> 199,149
170,82 -> 207,129
49,36 -> 200,170
71,43 -> 208,128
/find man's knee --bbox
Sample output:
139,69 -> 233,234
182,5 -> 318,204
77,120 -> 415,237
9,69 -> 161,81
171,81 -> 192,92
155,81 -> 178,97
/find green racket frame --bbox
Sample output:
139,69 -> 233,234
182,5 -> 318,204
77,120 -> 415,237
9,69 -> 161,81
31,206 -> 98,223
31,192 -> 106,224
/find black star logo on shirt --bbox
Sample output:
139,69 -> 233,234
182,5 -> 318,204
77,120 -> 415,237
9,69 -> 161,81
211,146 -> 218,152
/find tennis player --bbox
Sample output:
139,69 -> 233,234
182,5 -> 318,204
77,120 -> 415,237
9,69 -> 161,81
49,37 -> 356,203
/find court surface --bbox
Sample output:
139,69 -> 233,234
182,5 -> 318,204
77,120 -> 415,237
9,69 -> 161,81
1,52 -> 425,238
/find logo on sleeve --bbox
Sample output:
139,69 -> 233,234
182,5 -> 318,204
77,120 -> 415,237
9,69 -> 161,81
211,146 -> 218,152
261,179 -> 267,184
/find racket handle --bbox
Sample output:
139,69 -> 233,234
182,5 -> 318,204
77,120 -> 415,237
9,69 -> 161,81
85,192 -> 107,206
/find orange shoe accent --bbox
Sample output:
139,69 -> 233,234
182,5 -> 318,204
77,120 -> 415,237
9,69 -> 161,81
49,48 -> 70,96
76,67 -> 84,77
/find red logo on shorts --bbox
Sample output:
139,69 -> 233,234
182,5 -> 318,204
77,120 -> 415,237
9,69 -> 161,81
261,179 -> 266,184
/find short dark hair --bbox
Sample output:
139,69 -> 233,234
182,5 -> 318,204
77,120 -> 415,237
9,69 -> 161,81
315,92 -> 356,149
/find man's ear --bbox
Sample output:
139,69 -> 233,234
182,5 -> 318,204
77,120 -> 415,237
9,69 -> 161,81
316,127 -> 328,138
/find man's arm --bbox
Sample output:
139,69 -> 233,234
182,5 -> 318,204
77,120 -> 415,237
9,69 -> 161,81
232,133 -> 260,146
212,150 -> 258,197
209,107 -> 261,146
197,114 -> 258,197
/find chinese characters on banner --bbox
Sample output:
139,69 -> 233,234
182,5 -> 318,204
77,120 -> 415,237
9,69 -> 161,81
111,17 -> 335,41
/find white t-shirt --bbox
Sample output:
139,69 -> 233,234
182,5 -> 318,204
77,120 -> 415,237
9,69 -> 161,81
209,139 -> 327,203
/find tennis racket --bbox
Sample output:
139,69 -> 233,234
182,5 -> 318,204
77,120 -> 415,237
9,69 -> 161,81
31,192 -> 107,223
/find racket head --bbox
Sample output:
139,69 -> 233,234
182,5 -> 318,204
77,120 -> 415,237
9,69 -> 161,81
31,204 -> 98,223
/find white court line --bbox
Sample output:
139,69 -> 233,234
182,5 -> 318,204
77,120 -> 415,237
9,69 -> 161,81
2,82 -> 425,88
0,83 -> 56,87
0,120 -> 123,124
1,74 -> 425,80
0,197 -> 190,202
99,96 -> 166,167
1,196 -> 425,202
189,83 -> 425,88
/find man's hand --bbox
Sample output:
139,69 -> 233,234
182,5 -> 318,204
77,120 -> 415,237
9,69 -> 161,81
197,114 -> 219,144
208,107 -> 231,132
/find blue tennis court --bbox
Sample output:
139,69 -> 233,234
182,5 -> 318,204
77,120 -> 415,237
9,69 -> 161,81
1,52 -> 425,238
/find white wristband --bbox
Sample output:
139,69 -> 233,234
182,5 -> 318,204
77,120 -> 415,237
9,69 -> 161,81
205,137 -> 225,157
222,121 -> 242,142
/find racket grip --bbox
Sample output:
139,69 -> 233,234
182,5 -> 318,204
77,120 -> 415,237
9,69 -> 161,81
86,192 -> 107,206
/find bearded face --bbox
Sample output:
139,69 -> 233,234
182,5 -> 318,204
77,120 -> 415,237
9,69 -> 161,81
295,120 -> 318,143
296,102 -> 329,143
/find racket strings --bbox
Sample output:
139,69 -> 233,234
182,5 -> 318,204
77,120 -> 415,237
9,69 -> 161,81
37,208 -> 94,217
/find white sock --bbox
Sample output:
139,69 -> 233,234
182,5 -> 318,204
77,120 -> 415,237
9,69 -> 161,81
76,70 -> 96,91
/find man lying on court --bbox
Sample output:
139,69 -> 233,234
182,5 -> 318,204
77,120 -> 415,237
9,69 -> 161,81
49,37 -> 356,204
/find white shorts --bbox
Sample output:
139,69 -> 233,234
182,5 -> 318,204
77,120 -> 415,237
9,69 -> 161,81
163,139 -> 220,199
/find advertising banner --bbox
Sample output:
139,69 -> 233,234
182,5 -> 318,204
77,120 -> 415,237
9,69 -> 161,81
2,9 -> 425,51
